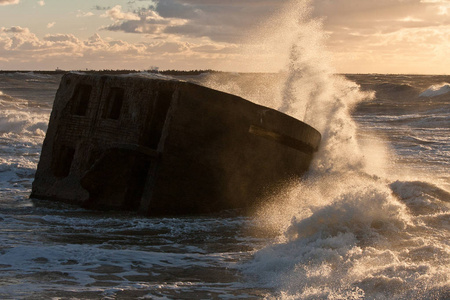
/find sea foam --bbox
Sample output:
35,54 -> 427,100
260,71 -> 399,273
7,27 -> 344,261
419,83 -> 450,97
234,1 -> 450,299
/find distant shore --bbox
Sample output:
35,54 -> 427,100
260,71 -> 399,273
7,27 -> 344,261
0,69 -> 221,76
0,70 -> 448,77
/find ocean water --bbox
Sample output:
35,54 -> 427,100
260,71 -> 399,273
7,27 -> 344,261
0,71 -> 449,299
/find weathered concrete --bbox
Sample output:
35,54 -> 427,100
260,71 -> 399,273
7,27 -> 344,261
31,73 -> 321,215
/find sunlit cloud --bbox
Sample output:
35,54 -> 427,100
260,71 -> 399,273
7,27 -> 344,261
0,25 -> 238,70
437,5 -> 449,14
100,8 -> 177,35
101,5 -> 140,21
1,0 -> 448,73
0,0 -> 19,6
76,10 -> 94,18
37,0 -> 44,6
307,0 -> 450,73
398,16 -> 423,22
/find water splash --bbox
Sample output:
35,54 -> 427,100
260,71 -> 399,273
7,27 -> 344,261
179,1 -> 449,297
238,1 -> 450,299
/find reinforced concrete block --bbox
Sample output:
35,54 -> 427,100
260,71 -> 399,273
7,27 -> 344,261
31,73 -> 321,215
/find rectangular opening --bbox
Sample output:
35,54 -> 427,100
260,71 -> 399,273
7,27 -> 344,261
71,84 -> 92,116
124,159 -> 151,211
103,88 -> 125,120
52,145 -> 75,178
143,90 -> 172,149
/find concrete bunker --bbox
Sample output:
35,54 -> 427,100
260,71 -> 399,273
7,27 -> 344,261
31,73 -> 321,215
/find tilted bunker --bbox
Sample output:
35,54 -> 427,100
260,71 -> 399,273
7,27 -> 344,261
31,73 -> 321,215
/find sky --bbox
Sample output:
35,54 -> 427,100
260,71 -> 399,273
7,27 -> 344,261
0,0 -> 449,74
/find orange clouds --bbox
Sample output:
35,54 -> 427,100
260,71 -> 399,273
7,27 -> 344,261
0,0 -> 19,6
0,0 -> 448,73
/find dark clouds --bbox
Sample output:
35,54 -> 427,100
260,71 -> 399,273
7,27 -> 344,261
100,0 -> 282,42
1,26 -> 28,33
98,0 -> 449,45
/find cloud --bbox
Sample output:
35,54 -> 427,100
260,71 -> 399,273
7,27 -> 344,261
100,7 -> 175,34
310,0 -> 450,35
101,5 -> 140,21
100,0 -> 280,43
99,0 -> 450,72
93,5 -> 111,11
0,26 -> 41,52
46,22 -> 55,28
0,26 -> 236,70
1,1 -> 448,73
305,0 -> 450,73
76,10 -> 94,18
37,0 -> 44,6
44,33 -> 80,44
2,26 -> 29,33
0,0 -> 19,5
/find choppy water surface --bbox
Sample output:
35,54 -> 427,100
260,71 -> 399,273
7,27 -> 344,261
1,70 -> 449,299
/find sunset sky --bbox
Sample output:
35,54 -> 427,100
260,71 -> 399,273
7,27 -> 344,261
0,0 -> 449,74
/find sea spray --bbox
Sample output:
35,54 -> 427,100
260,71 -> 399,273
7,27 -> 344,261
179,5 -> 449,298
230,1 -> 450,299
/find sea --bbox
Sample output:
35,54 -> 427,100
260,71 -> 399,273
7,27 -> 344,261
0,71 -> 449,299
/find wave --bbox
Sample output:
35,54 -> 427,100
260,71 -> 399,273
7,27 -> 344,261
0,90 -> 50,192
1,91 -> 28,108
247,174 -> 449,299
234,1 -> 450,299
11,71 -> 54,80
0,91 -> 49,136
390,180 -> 450,215
420,83 -> 450,97
362,113 -> 450,129
375,82 -> 417,93
0,108 -> 48,137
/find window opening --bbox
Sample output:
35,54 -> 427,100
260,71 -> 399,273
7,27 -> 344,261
52,145 -> 75,178
71,84 -> 92,116
103,88 -> 125,120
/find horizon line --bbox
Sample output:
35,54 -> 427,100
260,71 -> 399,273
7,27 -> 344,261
0,69 -> 448,76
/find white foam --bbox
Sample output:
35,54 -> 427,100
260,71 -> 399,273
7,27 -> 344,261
0,214 -> 256,299
0,243 -> 241,297
237,1 -> 450,299
419,83 -> 450,97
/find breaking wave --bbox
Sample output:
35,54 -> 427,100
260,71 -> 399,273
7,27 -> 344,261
0,92 -> 48,139
419,83 -> 450,97
231,1 -> 450,299
0,90 -> 49,193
